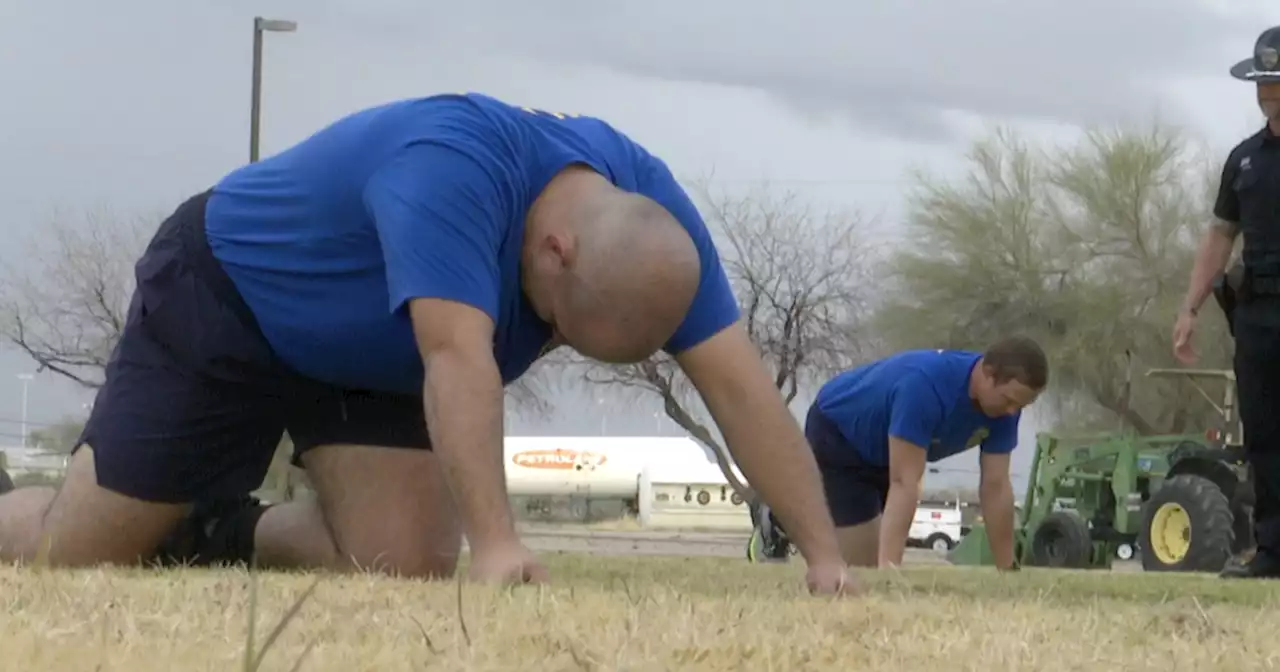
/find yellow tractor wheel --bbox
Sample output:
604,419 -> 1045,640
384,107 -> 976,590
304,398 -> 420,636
1148,502 -> 1191,565
1140,474 -> 1234,572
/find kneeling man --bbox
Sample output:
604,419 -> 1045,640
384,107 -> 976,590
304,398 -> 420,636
755,337 -> 1046,569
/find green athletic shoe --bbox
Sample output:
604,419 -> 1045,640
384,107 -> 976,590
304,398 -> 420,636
746,503 -> 793,563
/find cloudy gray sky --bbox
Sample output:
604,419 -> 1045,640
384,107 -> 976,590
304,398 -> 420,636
0,0 -> 1276,491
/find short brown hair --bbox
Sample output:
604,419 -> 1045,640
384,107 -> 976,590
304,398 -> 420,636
982,335 -> 1048,389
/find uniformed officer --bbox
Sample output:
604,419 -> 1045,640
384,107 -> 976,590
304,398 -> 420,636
1173,25 -> 1280,579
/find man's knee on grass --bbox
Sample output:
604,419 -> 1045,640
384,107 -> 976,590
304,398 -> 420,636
254,496 -> 460,579
0,485 -> 58,563
4,446 -> 187,567
294,444 -> 463,579
302,502 -> 462,579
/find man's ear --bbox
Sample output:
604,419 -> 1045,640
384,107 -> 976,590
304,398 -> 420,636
530,232 -> 571,274
974,365 -> 992,390
546,231 -> 576,269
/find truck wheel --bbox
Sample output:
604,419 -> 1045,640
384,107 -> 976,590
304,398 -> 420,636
1140,474 -> 1234,572
926,533 -> 954,552
1028,510 -> 1093,568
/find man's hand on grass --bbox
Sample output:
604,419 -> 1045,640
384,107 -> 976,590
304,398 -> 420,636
806,562 -> 864,597
468,541 -> 549,585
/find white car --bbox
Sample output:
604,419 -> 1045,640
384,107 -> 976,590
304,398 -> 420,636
909,501 -> 964,552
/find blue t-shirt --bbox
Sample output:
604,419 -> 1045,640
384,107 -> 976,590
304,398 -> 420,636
203,93 -> 740,395
812,349 -> 1020,467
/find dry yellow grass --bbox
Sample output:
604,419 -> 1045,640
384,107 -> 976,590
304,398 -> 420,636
2,552 -> 1280,671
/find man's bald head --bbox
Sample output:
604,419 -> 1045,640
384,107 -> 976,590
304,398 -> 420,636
523,175 -> 702,364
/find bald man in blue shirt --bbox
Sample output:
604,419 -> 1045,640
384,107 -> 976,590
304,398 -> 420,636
0,93 -> 854,595
755,338 -> 1047,569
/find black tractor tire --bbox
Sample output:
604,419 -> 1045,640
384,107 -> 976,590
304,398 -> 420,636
1140,474 -> 1234,572
0,467 -> 13,495
1028,510 -> 1093,569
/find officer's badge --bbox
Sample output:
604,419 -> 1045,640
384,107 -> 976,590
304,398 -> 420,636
966,427 -> 990,448
1262,47 -> 1279,71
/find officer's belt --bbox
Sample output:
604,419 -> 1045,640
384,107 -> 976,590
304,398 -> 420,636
1249,275 -> 1280,296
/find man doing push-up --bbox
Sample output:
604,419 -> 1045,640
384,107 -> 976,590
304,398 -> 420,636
0,92 -> 855,595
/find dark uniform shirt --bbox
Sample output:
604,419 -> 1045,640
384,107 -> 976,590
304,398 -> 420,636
1216,124 -> 1280,325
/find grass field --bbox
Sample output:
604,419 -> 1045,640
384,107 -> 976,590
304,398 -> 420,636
2,552 -> 1279,671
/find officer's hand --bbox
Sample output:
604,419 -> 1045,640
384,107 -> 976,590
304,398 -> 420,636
1172,309 -> 1198,365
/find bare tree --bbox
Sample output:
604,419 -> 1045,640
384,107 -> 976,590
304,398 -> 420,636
874,124 -> 1235,434
565,180 -> 882,494
0,208 -> 152,388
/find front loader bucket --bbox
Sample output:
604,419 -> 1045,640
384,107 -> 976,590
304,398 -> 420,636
947,524 -> 995,566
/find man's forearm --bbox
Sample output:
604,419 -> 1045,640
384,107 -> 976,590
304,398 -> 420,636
676,324 -> 844,567
1182,228 -> 1236,312
878,483 -> 919,566
721,401 -> 842,564
422,350 -> 514,551
980,480 -> 1016,568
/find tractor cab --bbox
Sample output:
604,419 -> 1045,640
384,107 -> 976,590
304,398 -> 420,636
1144,368 -> 1242,453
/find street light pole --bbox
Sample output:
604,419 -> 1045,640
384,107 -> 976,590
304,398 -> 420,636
249,16 -> 298,163
16,373 -> 33,448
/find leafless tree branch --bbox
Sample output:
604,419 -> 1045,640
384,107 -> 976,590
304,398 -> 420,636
0,207 -> 153,388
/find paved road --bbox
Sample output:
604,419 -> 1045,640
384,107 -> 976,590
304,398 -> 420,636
516,525 -> 948,564
515,524 -> 1145,571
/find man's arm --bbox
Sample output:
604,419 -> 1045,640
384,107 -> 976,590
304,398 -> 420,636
644,160 -> 850,593
879,437 -> 928,567
879,373 -> 944,567
674,323 -> 844,567
364,143 -> 526,562
1182,219 -> 1240,315
409,298 -> 517,550
978,450 -> 1017,570
978,413 -> 1019,569
1181,155 -> 1242,315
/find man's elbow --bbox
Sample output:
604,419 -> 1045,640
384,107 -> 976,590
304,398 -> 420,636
1205,222 -> 1239,252
420,346 -> 503,401
889,470 -> 924,492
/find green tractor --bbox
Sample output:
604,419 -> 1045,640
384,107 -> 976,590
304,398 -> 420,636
950,367 -> 1253,572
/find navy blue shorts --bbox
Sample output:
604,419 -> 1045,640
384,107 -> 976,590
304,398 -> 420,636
804,405 -> 890,528
77,190 -> 431,504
